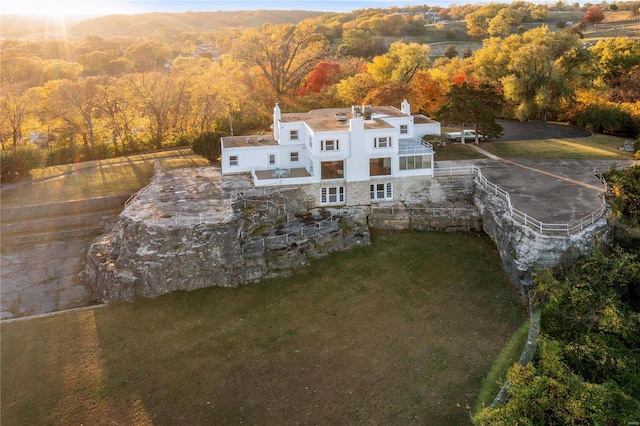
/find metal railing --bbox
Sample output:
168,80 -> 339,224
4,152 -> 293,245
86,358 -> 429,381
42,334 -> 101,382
240,208 -> 357,252
370,205 -> 475,217
434,165 -> 608,236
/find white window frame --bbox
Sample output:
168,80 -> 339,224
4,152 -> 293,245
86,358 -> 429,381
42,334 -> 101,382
229,155 -> 238,166
399,155 -> 431,170
400,125 -> 408,134
290,130 -> 299,140
370,182 -> 393,200
321,186 -> 345,205
321,139 -> 339,151
369,157 -> 392,176
290,151 -> 299,162
374,137 -> 391,148
269,154 -> 276,166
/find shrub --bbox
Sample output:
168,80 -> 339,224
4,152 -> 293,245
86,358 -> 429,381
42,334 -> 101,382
574,104 -> 638,135
0,144 -> 43,183
191,131 -> 225,162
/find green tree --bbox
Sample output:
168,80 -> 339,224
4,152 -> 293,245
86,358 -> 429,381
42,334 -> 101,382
191,131 -> 225,162
590,38 -> 640,86
444,45 -> 459,59
367,41 -> 431,83
337,29 -> 384,59
436,82 -> 505,143
475,26 -> 581,122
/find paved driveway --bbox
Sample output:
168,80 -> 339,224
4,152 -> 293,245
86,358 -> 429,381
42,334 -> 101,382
495,120 -> 592,141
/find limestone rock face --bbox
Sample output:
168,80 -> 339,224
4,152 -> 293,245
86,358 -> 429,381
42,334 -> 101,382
474,183 -> 609,293
86,167 -> 370,301
85,165 -> 610,302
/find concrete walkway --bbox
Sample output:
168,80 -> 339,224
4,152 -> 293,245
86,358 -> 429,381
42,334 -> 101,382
1,238 -> 93,319
450,144 -> 636,223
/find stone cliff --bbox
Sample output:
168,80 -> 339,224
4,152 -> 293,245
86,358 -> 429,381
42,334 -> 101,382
86,165 -> 609,302
86,167 -> 370,301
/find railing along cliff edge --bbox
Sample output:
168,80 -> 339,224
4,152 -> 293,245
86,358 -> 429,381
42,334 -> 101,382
434,165 -> 607,236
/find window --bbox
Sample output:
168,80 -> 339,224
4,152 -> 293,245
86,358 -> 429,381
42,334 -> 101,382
374,137 -> 391,148
229,156 -> 238,166
321,187 -> 345,204
400,125 -> 408,134
269,154 -> 276,166
321,139 -> 339,151
369,158 -> 391,176
290,152 -> 299,162
290,130 -> 299,140
321,161 -> 344,180
308,136 -> 313,149
399,155 -> 431,170
370,182 -> 393,200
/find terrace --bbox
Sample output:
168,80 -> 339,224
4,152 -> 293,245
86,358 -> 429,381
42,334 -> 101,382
251,166 -> 314,186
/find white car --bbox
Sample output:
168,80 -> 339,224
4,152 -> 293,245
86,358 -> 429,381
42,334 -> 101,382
444,130 -> 486,142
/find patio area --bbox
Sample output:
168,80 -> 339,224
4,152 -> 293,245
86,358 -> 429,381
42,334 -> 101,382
253,167 -> 312,182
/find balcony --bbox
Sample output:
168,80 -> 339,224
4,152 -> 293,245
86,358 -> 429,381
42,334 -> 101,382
399,137 -> 434,155
251,166 -> 314,187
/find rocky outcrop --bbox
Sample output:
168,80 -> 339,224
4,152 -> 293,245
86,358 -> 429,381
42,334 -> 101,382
86,166 -> 610,302
86,168 -> 370,301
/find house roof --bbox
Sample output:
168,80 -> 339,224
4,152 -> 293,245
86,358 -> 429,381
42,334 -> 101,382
223,135 -> 278,148
413,114 -> 439,124
280,106 -> 409,132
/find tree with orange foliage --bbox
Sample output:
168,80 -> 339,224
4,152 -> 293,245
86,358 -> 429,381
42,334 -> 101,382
584,5 -> 605,26
409,71 -> 444,116
297,61 -> 341,96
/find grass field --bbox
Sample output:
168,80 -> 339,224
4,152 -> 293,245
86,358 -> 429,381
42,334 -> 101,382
1,148 -> 210,208
0,231 -> 527,425
433,142 -> 488,160
479,135 -> 635,159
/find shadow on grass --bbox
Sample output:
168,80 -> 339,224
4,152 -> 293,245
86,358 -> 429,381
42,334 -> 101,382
1,231 -> 527,425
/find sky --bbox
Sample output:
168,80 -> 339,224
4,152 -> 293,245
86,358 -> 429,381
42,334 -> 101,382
1,0 -> 461,16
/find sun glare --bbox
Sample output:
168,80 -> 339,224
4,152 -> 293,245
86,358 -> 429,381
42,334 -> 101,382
2,0 -> 123,16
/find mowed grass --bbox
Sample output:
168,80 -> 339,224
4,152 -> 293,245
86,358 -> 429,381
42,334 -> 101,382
434,142 -> 488,160
1,148 -> 210,208
480,134 -> 635,159
1,231 -> 526,425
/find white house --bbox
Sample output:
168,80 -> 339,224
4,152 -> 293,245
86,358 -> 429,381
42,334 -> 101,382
221,100 -> 440,207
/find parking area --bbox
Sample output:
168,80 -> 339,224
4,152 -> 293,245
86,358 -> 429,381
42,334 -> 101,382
495,120 -> 592,141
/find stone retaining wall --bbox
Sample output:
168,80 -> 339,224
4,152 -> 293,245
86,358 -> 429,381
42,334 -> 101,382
473,182 -> 610,293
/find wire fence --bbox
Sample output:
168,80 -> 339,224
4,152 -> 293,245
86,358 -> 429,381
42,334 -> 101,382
434,165 -> 608,236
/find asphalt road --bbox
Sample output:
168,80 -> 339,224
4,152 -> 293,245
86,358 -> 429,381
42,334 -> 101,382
495,120 -> 592,141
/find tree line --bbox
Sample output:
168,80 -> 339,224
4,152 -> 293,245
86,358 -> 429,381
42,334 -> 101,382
1,2 -> 640,181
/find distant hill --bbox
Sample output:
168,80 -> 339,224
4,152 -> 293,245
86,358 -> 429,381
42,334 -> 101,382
0,10 -> 326,39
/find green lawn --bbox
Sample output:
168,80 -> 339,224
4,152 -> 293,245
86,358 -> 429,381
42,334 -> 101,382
1,148 -> 210,208
479,135 -> 635,159
434,142 -> 488,160
1,231 -> 526,425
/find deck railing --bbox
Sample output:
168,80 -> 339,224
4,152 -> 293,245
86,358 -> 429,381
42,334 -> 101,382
240,207 -> 358,252
434,165 -> 607,236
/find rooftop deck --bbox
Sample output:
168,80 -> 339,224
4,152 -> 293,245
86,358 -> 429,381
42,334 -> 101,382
399,138 -> 434,155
